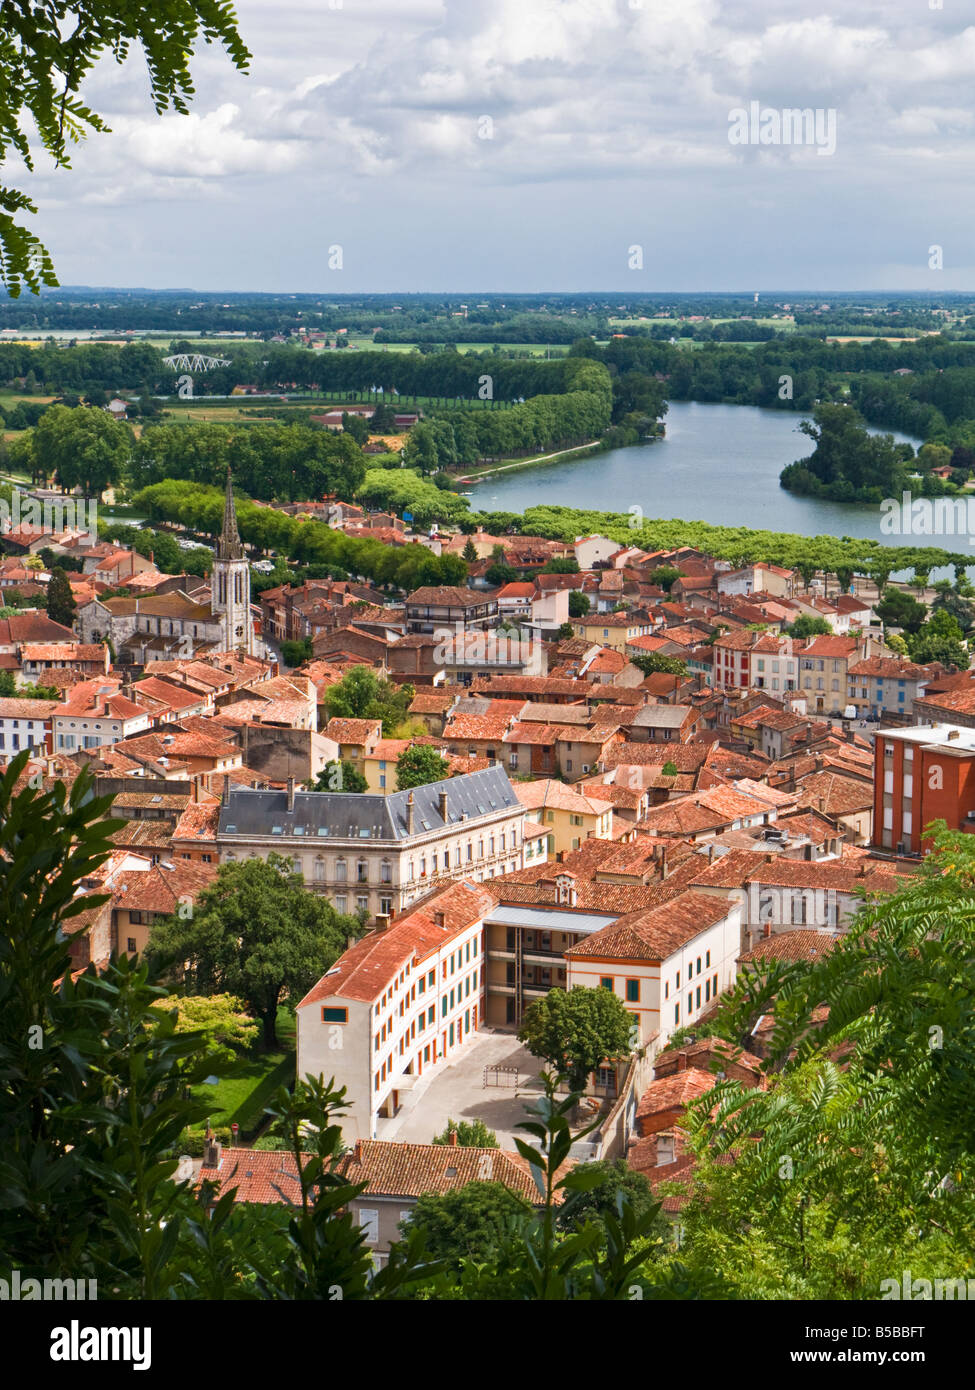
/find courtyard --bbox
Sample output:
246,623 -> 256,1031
375,1029 -> 549,1148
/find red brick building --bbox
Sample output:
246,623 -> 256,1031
873,723 -> 975,853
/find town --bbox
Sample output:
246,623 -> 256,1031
4,451 -> 973,1281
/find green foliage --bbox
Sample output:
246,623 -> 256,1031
153,994 -> 258,1058
632,652 -> 688,678
432,1118 -> 499,1148
396,744 -> 450,790
779,403 -> 916,502
555,1160 -> 668,1246
661,760 -> 679,777
134,480 -> 466,593
518,986 -> 634,1092
568,589 -> 590,617
907,607 -> 968,667
146,854 -> 356,1048
307,760 -> 368,794
651,566 -> 684,592
406,1182 -> 534,1272
782,614 -> 832,639
280,637 -> 313,668
676,825 -> 975,1296
323,666 -> 414,736
0,3 -> 249,294
32,404 -> 131,494
875,585 -> 927,634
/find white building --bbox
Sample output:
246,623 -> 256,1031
297,880 -> 494,1140
0,697 -> 54,763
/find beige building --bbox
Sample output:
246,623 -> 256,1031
216,764 -> 526,918
514,778 -> 614,855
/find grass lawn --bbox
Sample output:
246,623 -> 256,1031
192,1007 -> 296,1137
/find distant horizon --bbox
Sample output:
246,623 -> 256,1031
7,286 -> 975,301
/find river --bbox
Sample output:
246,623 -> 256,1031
467,401 -> 924,549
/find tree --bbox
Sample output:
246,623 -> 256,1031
632,652 -> 688,678
518,986 -> 634,1093
432,1118 -> 499,1149
661,760 -> 679,777
307,760 -> 367,794
568,589 -> 590,617
153,993 -> 258,1058
783,614 -> 832,639
555,1159 -> 667,1242
485,561 -> 518,587
405,1182 -> 534,1271
147,854 -> 353,1048
0,4 -> 250,296
540,556 -> 580,574
907,607 -> 968,668
323,666 -> 413,736
45,566 -> 76,628
32,404 -> 131,496
462,538 -> 478,563
280,637 -> 313,668
397,744 -> 450,790
875,585 -> 927,635
675,825 -> 975,1297
651,566 -> 684,592
0,670 -> 15,697
557,622 -> 575,640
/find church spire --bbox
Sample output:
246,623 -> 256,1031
217,466 -> 245,561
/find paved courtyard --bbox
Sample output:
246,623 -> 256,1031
376,1029 -> 548,1148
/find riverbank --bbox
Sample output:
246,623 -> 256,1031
454,439 -> 605,483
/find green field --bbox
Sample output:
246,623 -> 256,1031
190,1007 -> 296,1138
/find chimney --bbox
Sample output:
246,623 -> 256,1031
434,910 -> 445,928
439,789 -> 449,823
677,1051 -> 688,1072
374,913 -> 390,934
556,850 -> 566,864
660,844 -> 668,878
287,776 -> 296,812
202,1132 -> 222,1169
406,791 -> 414,834
192,778 -> 199,803
221,778 -> 230,807
448,1128 -> 459,1146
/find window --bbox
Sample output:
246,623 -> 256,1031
705,950 -> 710,967
359,1208 -> 379,1244
441,997 -> 447,1017
600,976 -> 613,991
428,970 -> 435,987
674,1003 -> 680,1025
126,937 -> 136,953
625,978 -> 640,1003
322,1007 -> 348,1024
427,1006 -> 435,1025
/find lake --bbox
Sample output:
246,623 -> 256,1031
467,401 -> 923,549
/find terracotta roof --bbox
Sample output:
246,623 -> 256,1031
299,881 -> 496,1007
738,930 -> 837,966
635,1067 -> 717,1120
514,779 -> 613,817
566,890 -> 732,962
337,1139 -> 556,1202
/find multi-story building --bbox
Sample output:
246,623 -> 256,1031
0,696 -> 54,763
749,633 -> 799,696
712,629 -> 757,689
53,679 -> 151,752
215,764 -> 526,918
873,722 -> 975,853
846,657 -> 940,721
404,586 -> 498,635
296,880 -> 494,1139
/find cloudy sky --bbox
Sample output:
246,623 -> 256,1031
11,0 -> 975,292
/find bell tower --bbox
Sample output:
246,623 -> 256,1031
211,468 -> 254,655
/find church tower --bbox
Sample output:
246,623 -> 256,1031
211,468 -> 254,655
